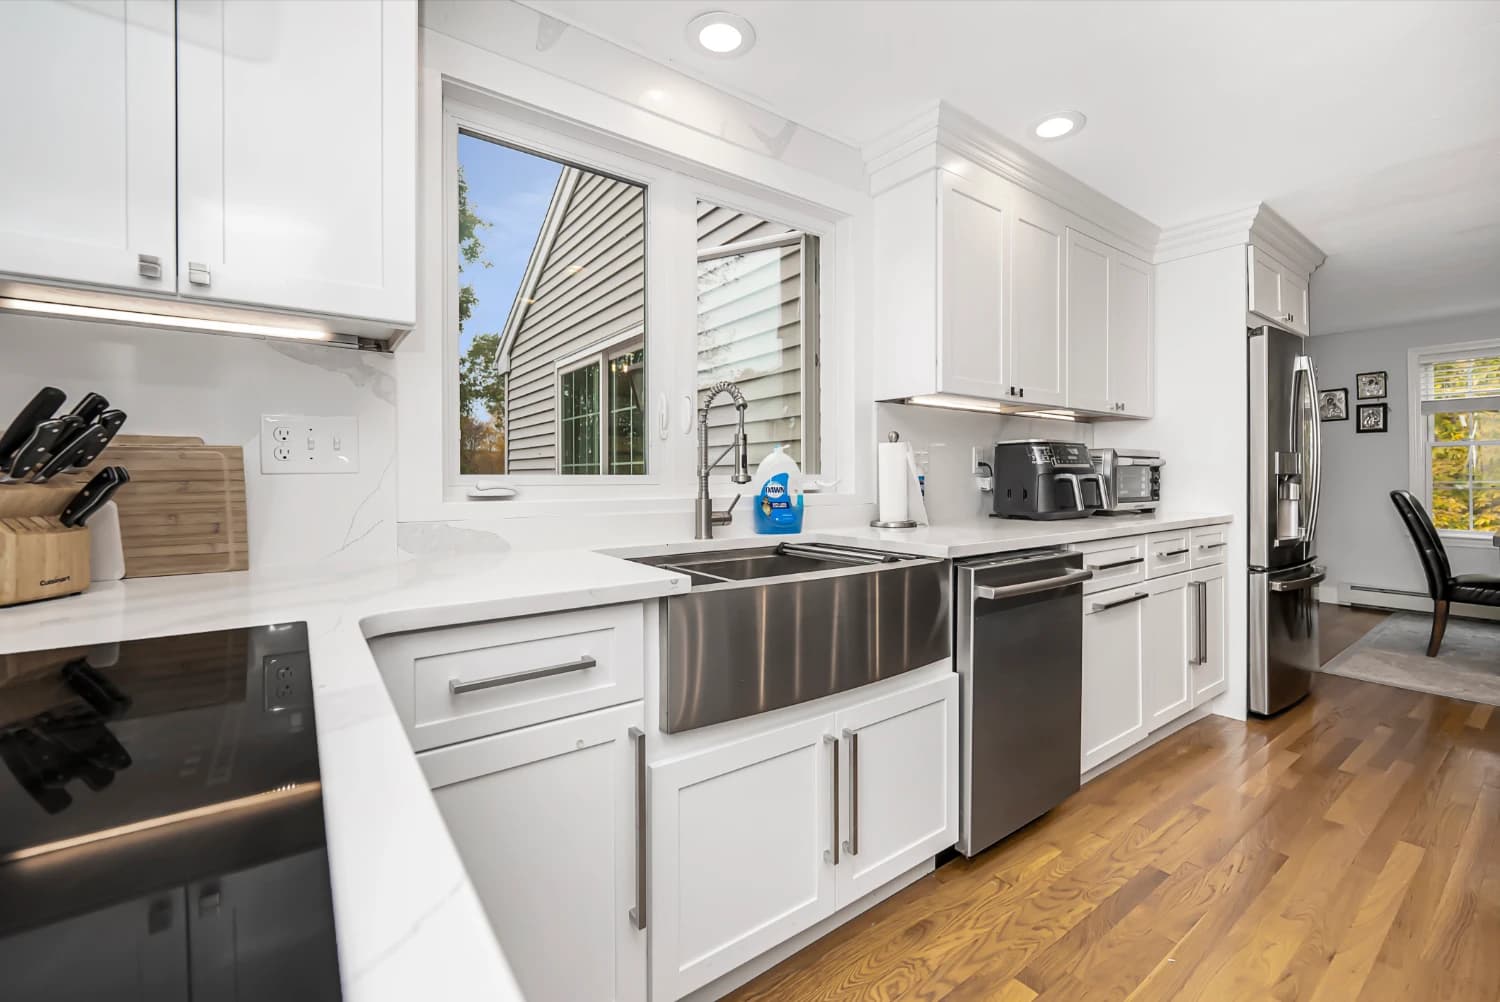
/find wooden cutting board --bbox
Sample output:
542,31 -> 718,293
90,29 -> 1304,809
75,435 -> 250,578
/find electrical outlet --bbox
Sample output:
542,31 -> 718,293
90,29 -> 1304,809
263,652 -> 312,712
260,415 -> 359,474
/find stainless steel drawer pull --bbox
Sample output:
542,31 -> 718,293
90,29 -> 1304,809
842,728 -> 860,857
628,726 -> 647,931
1198,542 -> 1226,551
1090,592 -> 1149,613
1090,556 -> 1145,571
1157,548 -> 1190,558
975,568 -> 1092,601
1194,581 -> 1209,665
448,656 -> 597,695
824,734 -> 840,865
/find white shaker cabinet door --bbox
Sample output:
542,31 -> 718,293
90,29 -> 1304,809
1191,563 -> 1229,705
1108,250 -> 1154,417
937,171 -> 1010,400
1082,584 -> 1149,771
1065,228 -> 1111,414
421,703 -> 647,1002
649,713 -> 838,1001
175,0 -> 416,324
833,673 -> 959,906
0,0 -> 176,293
1142,573 -> 1192,731
1007,192 -> 1068,407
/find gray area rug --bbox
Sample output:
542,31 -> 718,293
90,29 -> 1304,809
1315,612 -> 1500,705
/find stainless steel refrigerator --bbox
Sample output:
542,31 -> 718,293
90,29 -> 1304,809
1248,324 -> 1325,714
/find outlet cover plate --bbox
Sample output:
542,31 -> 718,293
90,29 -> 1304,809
262,651 -> 313,712
260,415 -> 358,474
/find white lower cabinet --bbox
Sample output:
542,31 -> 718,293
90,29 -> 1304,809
1082,583 -> 1149,771
1191,563 -> 1229,705
1143,573 -> 1192,731
420,702 -> 646,1002
649,672 -> 958,1001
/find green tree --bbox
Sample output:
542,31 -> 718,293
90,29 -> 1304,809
456,165 -> 505,474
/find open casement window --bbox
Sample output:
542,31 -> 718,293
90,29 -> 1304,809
1416,347 -> 1500,535
696,202 -> 821,475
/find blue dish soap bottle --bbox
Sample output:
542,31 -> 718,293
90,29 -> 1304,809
751,445 -> 804,534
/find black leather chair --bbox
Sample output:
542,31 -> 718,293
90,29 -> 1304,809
1389,490 -> 1500,656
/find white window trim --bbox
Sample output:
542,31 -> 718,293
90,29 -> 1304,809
1406,337 -> 1500,547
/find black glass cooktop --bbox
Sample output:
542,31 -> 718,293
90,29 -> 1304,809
0,623 -> 342,1001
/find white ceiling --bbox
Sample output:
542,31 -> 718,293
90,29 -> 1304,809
528,0 -> 1500,335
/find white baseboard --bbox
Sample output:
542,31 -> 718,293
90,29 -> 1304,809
681,859 -> 934,1002
1333,582 -> 1500,622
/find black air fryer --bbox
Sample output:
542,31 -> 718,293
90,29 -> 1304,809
990,440 -> 1106,520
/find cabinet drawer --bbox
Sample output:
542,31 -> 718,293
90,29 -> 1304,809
1190,525 -> 1229,568
1071,535 -> 1147,594
372,604 -> 644,751
1145,530 -> 1192,579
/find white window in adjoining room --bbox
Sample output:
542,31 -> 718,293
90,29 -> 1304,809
1412,342 -> 1500,537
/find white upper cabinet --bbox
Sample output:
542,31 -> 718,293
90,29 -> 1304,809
1247,244 -> 1310,336
1008,193 -> 1068,406
1065,230 -> 1154,417
0,0 -> 176,294
177,0 -> 416,325
937,173 -> 1010,400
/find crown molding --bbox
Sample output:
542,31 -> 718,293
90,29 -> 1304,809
864,101 -> 1161,258
1154,202 -> 1325,275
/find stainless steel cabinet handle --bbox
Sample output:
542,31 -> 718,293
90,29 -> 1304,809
137,253 -> 162,280
1197,543 -> 1226,551
842,728 -> 860,857
1196,581 -> 1209,665
1090,591 -> 1149,613
187,261 -> 211,286
975,568 -> 1092,601
449,656 -> 596,695
824,734 -> 839,865
628,726 -> 647,931
1090,556 -> 1145,571
1157,548 -> 1190,558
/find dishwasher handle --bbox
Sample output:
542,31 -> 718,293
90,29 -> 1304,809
974,568 -> 1093,602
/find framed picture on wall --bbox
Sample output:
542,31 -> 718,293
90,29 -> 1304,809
1356,371 -> 1388,399
1356,402 -> 1388,433
1318,388 -> 1349,421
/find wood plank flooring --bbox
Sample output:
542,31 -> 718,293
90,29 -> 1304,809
725,607 -> 1499,1002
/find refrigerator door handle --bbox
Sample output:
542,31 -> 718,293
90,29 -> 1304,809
1295,354 -> 1323,545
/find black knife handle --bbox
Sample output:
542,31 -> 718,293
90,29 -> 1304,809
0,386 -> 65,470
68,392 -> 110,424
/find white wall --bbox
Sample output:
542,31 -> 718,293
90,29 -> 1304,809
1094,245 -> 1249,718
875,403 -> 1091,525
1309,307 -> 1500,597
0,316 -> 396,569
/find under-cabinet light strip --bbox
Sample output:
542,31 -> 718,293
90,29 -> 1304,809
0,296 -> 338,342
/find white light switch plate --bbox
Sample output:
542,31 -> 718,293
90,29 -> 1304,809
260,415 -> 359,474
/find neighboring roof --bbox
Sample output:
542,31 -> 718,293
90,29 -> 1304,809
493,166 -> 580,374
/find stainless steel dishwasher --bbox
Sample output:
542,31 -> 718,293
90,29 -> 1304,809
955,548 -> 1091,856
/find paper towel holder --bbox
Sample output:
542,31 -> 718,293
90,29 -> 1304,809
871,432 -> 918,529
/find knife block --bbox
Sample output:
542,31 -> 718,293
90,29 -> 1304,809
0,516 -> 90,607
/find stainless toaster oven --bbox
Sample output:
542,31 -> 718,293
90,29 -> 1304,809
1090,448 -> 1163,512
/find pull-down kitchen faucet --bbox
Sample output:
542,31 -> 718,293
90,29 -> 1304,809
696,380 -> 752,539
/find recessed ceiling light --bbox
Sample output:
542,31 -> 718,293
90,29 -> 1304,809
1033,112 -> 1086,140
687,11 -> 755,57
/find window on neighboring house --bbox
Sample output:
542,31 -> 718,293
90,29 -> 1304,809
1415,345 -> 1500,534
456,130 -> 647,476
697,201 -> 821,474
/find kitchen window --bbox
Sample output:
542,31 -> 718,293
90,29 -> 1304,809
1411,342 -> 1500,536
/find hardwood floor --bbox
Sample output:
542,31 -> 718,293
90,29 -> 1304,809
725,629 -> 1499,1002
1319,603 -> 1390,664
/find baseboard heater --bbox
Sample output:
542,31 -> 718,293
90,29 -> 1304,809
1342,583 -> 1500,622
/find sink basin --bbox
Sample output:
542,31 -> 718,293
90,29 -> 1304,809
627,542 -> 950,732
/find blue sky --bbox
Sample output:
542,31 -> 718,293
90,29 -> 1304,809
458,133 -> 563,369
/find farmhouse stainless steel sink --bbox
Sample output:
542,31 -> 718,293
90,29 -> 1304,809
628,542 -> 950,732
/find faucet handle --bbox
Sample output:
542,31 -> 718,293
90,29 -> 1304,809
725,493 -> 741,515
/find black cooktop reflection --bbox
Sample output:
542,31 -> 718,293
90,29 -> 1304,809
0,623 -> 342,1001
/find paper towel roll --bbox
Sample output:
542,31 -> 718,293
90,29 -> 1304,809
877,441 -> 910,523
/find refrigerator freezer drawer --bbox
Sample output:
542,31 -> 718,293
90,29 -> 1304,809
1248,565 -> 1322,715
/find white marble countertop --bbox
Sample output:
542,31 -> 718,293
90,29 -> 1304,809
0,551 -> 690,1002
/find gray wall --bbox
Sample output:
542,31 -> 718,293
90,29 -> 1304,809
1309,307 -> 1500,596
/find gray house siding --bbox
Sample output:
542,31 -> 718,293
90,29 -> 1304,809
504,168 -> 646,472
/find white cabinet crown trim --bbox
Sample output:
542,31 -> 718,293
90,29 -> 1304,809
1155,202 -> 1325,275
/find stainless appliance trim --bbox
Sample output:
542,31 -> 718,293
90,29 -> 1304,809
824,734 -> 839,865
627,726 -> 647,931
842,728 -> 860,857
448,656 -> 597,695
974,568 -> 1092,601
1090,591 -> 1149,613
